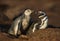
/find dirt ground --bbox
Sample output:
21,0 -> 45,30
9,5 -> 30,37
0,0 -> 60,41
0,28 -> 60,41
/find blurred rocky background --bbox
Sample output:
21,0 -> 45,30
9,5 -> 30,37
0,0 -> 60,41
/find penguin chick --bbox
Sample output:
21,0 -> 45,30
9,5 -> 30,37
8,9 -> 33,36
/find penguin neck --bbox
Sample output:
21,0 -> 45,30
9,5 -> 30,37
24,14 -> 30,18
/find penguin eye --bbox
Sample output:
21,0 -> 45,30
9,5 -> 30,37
27,10 -> 30,12
41,13 -> 44,15
39,13 -> 44,16
27,9 -> 31,12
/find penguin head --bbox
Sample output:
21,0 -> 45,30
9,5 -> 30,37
38,11 -> 46,18
24,9 -> 34,16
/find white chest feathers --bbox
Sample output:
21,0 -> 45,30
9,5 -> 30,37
22,17 -> 30,30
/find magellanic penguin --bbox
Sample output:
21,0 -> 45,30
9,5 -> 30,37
32,11 -> 48,32
8,9 -> 33,36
